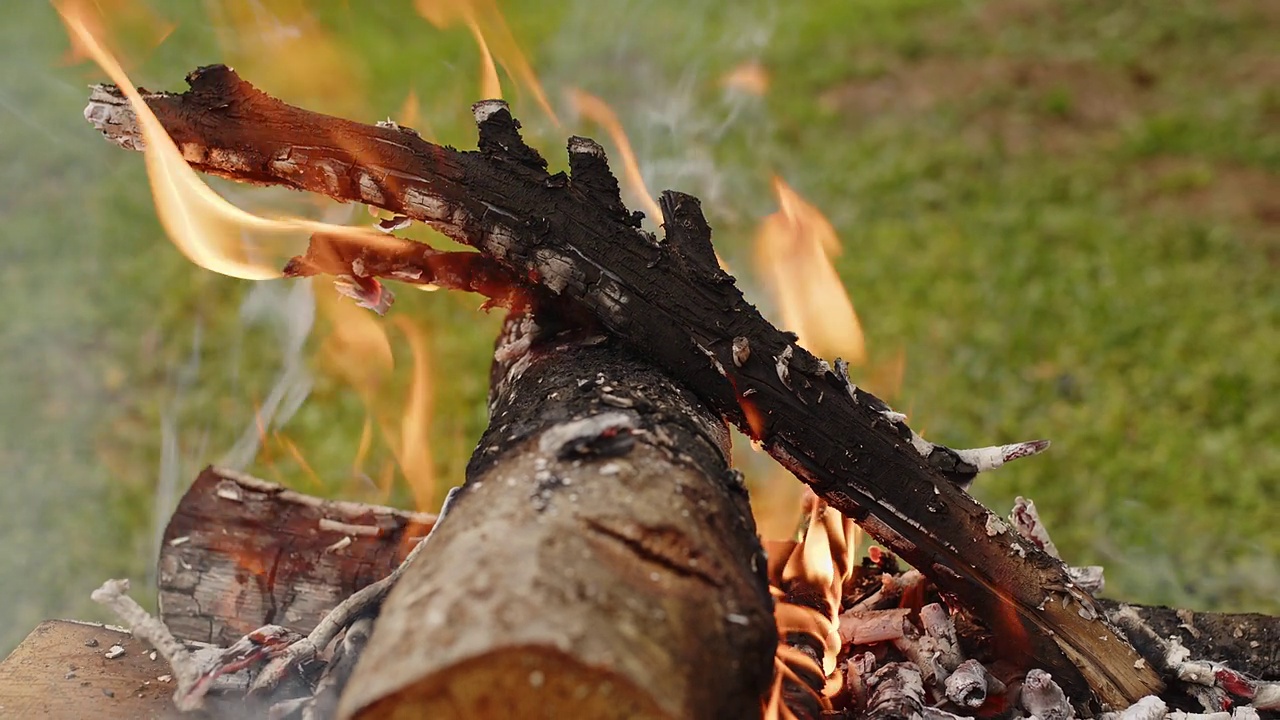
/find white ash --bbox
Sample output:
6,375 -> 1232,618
471,98 -> 509,123
945,659 -> 1004,708
880,410 -> 908,424
1099,695 -> 1167,720
1010,496 -> 1060,558
731,336 -> 751,367
775,345 -> 794,389
920,603 -> 963,672
865,662 -> 926,720
536,411 -> 637,458
696,342 -> 728,378
1065,565 -> 1106,594
567,135 -> 605,157
838,608 -> 911,645
952,440 -> 1051,473
1021,669 -> 1074,720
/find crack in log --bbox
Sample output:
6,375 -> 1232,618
583,518 -> 725,589
85,66 -> 1163,708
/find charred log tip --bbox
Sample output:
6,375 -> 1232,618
566,135 -> 634,223
658,191 -> 726,281
472,100 -> 549,174
182,63 -> 258,101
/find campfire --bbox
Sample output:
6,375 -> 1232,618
1,4 -> 1276,720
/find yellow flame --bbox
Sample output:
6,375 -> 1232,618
391,316 -> 437,512
755,177 -> 866,364
722,60 -> 770,96
208,0 -> 365,119
59,3 -> 400,280
414,0 -> 559,125
57,0 -> 174,68
567,88 -> 664,223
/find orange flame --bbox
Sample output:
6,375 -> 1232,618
722,60 -> 770,96
755,177 -> 866,365
208,0 -> 364,118
60,2 -> 445,510
567,88 -> 664,224
57,0 -> 174,68
414,0 -> 558,125
60,4 -> 403,281
390,316 -> 437,511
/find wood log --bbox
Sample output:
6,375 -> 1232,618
159,467 -> 434,645
0,620 -> 178,719
337,310 -> 775,718
82,65 -> 1163,707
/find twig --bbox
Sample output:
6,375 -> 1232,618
92,579 -> 299,711
249,486 -> 461,693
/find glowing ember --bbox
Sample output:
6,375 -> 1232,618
755,177 -> 866,365
414,0 -> 558,125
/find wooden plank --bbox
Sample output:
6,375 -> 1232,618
0,620 -> 178,719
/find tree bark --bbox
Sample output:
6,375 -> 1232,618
158,468 -> 434,646
337,309 -> 775,719
84,66 -> 1163,707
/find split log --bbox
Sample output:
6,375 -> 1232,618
159,468 -> 435,646
337,310 -> 775,718
0,621 -> 178,719
83,65 -> 1164,707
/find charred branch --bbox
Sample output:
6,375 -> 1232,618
84,66 -> 1162,706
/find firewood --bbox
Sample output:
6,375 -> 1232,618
335,311 -> 775,719
81,66 -> 1163,707
865,662 -> 926,720
0,621 -> 178,719
159,467 -> 435,646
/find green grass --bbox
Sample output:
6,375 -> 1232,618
1,0 -> 1277,654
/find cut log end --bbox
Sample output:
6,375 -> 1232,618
354,647 -> 672,720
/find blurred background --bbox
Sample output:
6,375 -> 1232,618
1,0 -> 1276,655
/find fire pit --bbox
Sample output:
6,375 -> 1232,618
1,3 -> 1276,719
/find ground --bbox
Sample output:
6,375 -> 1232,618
0,0 -> 1276,655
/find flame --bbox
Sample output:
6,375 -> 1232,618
57,0 -> 173,68
390,317 -> 437,511
765,494 -> 860,719
208,0 -> 364,118
722,60 -> 770,96
755,177 -> 866,365
59,3 -> 402,280
567,88 -> 663,223
414,0 -> 558,125
395,88 -> 436,141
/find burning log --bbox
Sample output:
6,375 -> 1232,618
335,309 -> 775,718
82,64 -> 1164,708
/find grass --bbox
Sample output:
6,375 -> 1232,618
1,0 -> 1276,654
